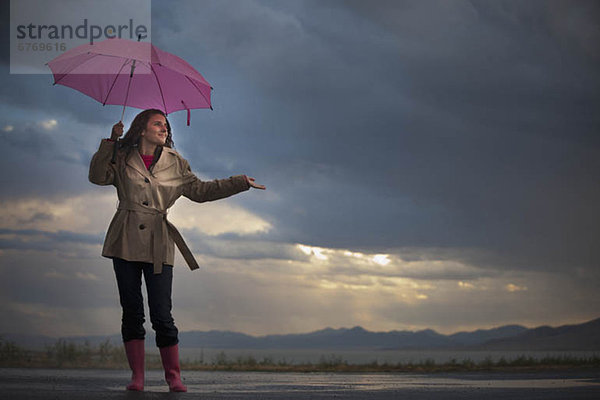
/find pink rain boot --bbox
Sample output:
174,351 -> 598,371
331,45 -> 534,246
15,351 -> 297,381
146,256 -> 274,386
123,339 -> 145,391
159,344 -> 187,392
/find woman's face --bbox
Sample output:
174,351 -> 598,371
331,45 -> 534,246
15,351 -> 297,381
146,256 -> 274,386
142,113 -> 168,146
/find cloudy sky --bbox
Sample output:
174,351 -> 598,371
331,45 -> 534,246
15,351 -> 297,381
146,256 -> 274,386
1,0 -> 599,338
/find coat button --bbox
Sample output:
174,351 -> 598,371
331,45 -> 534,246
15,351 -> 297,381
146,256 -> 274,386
139,224 -> 145,230
142,200 -> 149,206
144,177 -> 150,183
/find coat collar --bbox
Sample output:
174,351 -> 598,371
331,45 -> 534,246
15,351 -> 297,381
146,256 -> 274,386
152,146 -> 177,173
125,146 -> 177,177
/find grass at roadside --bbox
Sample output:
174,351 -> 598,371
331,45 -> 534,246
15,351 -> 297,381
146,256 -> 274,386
2,337 -> 599,372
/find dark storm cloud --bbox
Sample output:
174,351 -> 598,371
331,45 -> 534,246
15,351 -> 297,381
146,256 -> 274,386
333,0 -> 600,273
0,66 -> 121,128
0,119 -> 102,197
0,251 -> 115,309
0,229 -> 102,265
2,0 -> 599,336
0,228 -> 102,247
2,0 -> 599,278
154,0 -> 600,275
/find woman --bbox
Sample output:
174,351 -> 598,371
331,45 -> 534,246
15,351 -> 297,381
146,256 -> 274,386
89,109 -> 265,392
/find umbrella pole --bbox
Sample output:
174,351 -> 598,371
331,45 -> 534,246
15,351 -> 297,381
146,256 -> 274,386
112,60 -> 136,164
113,36 -> 143,163
120,104 -> 127,123
120,59 -> 136,122
119,35 -> 143,123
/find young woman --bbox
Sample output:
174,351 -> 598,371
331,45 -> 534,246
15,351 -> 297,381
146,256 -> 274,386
89,109 -> 265,392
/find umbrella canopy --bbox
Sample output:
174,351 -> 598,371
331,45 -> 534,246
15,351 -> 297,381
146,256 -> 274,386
46,37 -> 212,124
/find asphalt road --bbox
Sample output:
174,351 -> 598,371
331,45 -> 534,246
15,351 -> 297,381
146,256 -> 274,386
1,368 -> 599,399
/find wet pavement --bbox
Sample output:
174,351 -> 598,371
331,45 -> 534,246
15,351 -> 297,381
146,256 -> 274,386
1,368 -> 599,399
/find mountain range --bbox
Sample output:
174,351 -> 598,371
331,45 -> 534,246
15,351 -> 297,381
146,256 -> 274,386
3,317 -> 599,351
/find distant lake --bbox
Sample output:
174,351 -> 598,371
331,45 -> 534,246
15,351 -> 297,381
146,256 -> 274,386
159,348 -> 600,365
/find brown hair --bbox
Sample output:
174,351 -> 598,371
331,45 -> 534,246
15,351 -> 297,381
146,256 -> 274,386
120,108 -> 173,147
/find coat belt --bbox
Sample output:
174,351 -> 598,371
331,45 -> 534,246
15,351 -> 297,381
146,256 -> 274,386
117,201 -> 200,274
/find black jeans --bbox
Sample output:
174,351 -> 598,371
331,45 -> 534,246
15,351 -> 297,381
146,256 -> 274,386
113,257 -> 179,348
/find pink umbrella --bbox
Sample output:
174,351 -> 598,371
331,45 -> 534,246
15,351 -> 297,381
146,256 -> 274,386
46,37 -> 212,125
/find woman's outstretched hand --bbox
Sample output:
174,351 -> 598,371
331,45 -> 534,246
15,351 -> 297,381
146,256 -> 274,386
245,176 -> 266,190
111,121 -> 124,141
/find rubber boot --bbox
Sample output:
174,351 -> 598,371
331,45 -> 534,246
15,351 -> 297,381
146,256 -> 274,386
123,339 -> 145,391
159,344 -> 187,392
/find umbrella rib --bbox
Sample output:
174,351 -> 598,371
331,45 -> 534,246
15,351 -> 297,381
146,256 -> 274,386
52,53 -> 103,85
53,52 -> 139,85
184,75 -> 212,110
102,58 -> 134,106
150,63 -> 168,114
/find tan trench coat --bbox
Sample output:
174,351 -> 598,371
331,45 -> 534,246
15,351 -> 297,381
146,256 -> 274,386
89,139 -> 250,274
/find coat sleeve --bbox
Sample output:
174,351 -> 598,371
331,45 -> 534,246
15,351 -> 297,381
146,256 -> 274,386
89,139 -> 117,186
180,158 -> 250,203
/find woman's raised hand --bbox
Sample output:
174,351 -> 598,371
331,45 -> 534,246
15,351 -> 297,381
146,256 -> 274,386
245,176 -> 266,190
111,121 -> 124,141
